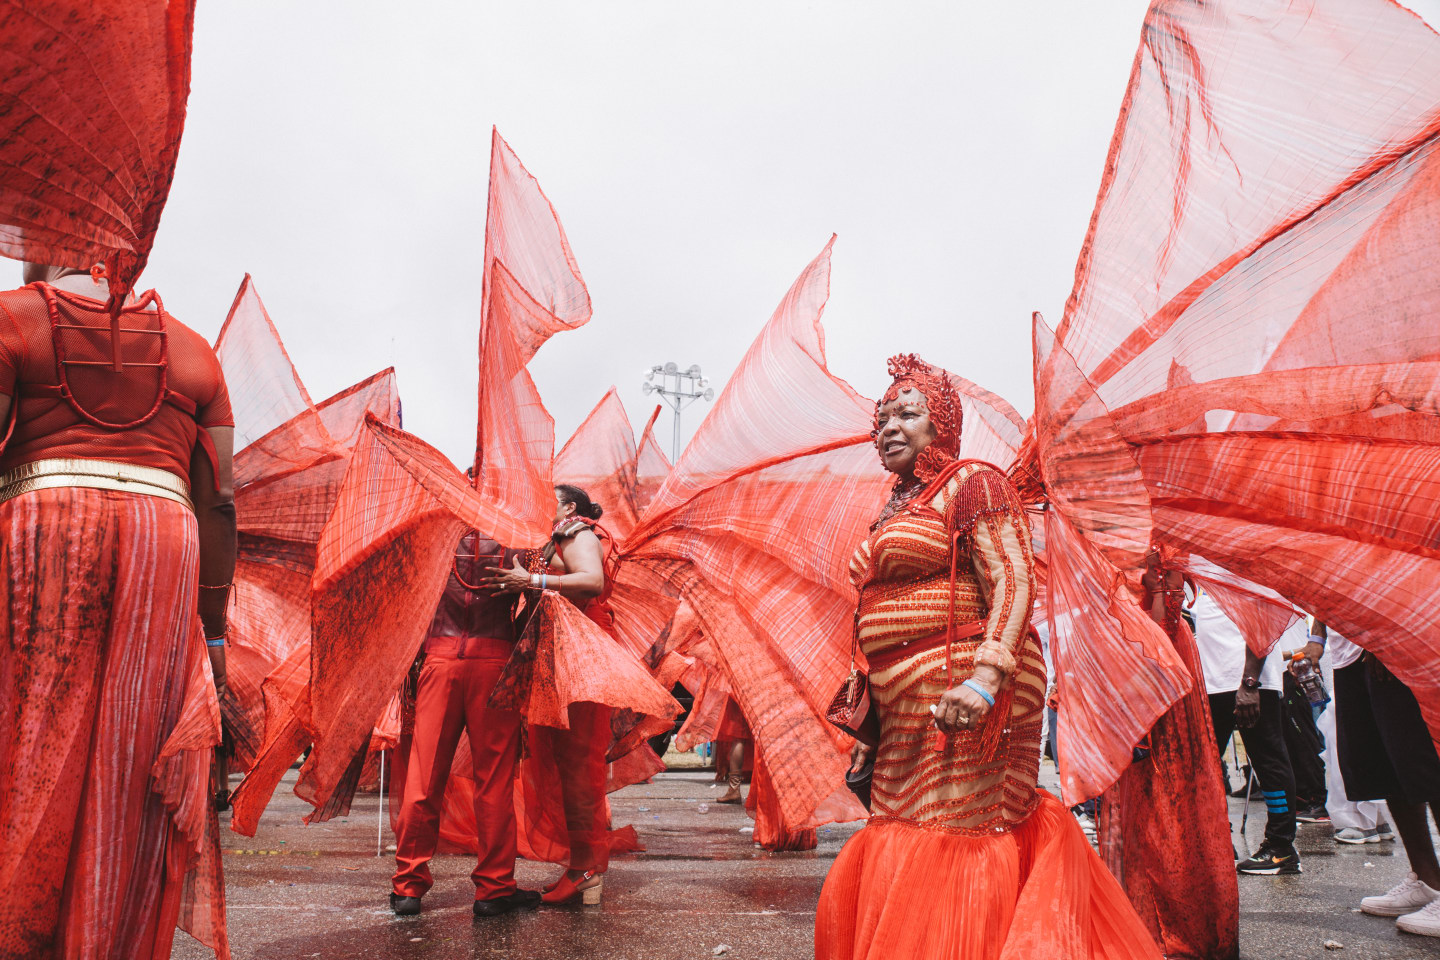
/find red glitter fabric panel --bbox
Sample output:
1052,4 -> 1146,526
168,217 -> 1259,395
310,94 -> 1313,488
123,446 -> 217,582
0,489 -> 227,960
0,0 -> 195,303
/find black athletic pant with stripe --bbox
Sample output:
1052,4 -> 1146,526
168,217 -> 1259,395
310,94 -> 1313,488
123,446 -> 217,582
1209,690 -> 1298,846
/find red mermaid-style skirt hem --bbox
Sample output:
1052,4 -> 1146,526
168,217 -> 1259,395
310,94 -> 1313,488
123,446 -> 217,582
815,792 -> 1162,960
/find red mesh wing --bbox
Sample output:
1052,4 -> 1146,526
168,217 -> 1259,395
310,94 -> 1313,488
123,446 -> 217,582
633,406 -> 672,512
474,130 -> 592,544
214,293 -> 400,801
1037,0 -> 1440,791
217,283 -> 400,781
1043,508 -> 1191,802
216,276 -> 333,489
0,0 -> 195,301
617,240 -> 877,835
1054,1 -> 1440,390
297,417 -> 537,820
1179,557 -> 1301,658
554,388 -> 644,541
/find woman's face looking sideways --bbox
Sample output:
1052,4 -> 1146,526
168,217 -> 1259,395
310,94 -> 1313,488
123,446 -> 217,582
553,489 -> 573,525
875,387 -> 936,478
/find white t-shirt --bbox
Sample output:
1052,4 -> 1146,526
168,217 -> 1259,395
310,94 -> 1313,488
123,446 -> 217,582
1327,630 -> 1364,669
1190,589 -> 1284,695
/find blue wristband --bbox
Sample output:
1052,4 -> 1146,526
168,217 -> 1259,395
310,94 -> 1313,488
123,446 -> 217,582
541,572 -> 548,590
205,637 -> 227,648
961,678 -> 995,707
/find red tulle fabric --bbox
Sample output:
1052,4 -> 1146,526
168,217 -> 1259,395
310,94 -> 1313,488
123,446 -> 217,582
1035,0 -> 1440,769
815,793 -> 1160,960
213,277 -> 401,823
474,127 -> 592,546
0,489 -> 227,960
0,0 -> 195,306
553,390 -> 667,542
235,132 -> 671,837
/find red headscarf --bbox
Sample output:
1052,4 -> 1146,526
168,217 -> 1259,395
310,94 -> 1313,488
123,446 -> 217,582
874,353 -> 962,483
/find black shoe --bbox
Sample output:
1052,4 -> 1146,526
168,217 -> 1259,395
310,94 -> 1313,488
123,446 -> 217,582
1296,805 -> 1331,823
473,889 -> 542,918
1237,842 -> 1301,875
389,893 -> 422,916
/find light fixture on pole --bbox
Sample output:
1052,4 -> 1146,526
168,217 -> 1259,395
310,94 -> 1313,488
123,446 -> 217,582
641,362 -> 714,462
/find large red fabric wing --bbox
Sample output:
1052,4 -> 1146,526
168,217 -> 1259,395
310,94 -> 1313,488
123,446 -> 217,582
554,388 -> 644,541
1043,0 -> 1440,749
0,0 -> 195,301
621,239 -> 876,834
474,129 -> 592,543
297,417 -> 536,820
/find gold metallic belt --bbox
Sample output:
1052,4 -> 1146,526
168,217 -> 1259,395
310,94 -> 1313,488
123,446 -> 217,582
0,458 -> 192,511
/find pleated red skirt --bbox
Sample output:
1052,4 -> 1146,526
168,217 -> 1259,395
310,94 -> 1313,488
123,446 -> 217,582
0,488 -> 227,960
816,793 -> 1163,960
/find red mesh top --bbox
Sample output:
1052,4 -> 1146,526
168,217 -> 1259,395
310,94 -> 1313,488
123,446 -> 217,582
0,283 -> 232,480
427,532 -> 521,642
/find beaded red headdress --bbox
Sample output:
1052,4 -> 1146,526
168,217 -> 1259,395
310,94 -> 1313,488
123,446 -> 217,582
875,353 -> 962,483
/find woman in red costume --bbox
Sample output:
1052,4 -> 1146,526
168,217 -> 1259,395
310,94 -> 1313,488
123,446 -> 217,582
815,355 -> 1159,960
0,263 -> 235,959
484,482 -> 614,906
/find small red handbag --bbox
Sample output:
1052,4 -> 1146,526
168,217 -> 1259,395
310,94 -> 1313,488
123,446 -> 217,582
825,655 -> 880,747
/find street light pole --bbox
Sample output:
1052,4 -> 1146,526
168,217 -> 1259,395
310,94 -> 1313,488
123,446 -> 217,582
641,362 -> 715,462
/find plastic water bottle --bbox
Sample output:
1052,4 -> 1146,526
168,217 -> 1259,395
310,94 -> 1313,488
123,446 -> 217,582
1289,653 -> 1329,705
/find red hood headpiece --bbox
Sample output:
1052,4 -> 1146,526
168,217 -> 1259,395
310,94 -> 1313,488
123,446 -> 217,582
875,353 -> 962,483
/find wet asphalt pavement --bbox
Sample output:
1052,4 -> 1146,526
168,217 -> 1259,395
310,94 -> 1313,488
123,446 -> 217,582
171,764 -> 1440,960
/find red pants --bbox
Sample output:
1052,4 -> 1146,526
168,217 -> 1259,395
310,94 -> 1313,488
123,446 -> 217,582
392,646 -> 520,899
530,701 -> 613,873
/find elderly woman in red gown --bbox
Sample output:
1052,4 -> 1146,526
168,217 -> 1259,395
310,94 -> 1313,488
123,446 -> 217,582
815,355 -> 1159,960
0,264 -> 235,959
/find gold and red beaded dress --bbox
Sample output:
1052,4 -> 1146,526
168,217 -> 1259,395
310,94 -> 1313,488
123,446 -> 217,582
815,461 -> 1162,960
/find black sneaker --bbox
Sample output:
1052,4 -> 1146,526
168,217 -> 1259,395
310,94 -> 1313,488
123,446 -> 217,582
389,893 -> 422,916
473,889 -> 542,918
1296,806 -> 1330,823
1237,842 -> 1302,875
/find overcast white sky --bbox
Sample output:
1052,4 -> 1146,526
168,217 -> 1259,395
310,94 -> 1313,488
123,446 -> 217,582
8,1 -> 1438,467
